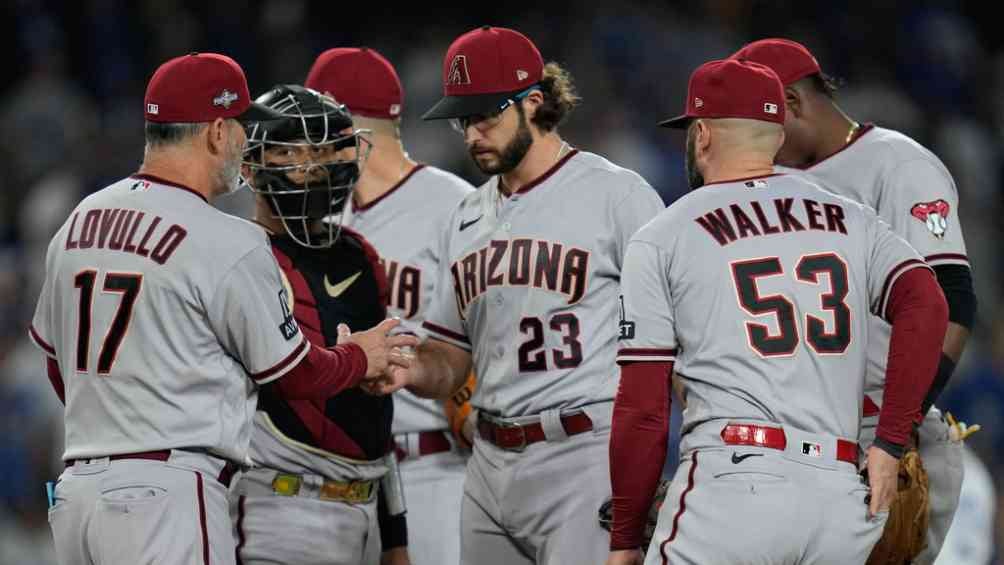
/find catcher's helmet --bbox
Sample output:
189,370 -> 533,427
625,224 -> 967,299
243,84 -> 370,248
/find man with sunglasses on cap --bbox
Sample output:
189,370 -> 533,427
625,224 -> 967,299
304,47 -> 475,565
371,25 -> 664,565
606,59 -> 948,564
733,38 -> 978,564
29,54 -> 415,565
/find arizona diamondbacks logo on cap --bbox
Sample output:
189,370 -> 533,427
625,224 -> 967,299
213,89 -> 239,109
447,55 -> 471,86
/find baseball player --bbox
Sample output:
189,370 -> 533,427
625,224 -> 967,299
30,54 -> 415,565
372,26 -> 665,565
305,47 -> 476,565
733,38 -> 979,563
232,84 -> 414,565
605,59 -> 949,565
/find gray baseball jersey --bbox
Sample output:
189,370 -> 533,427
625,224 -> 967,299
422,150 -> 664,417
777,125 -> 968,410
778,124 -> 970,563
29,174 -> 307,463
344,164 -> 474,433
618,173 -> 926,442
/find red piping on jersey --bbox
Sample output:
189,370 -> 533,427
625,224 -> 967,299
130,173 -> 209,204
235,495 -> 247,565
423,321 -> 471,345
795,123 -> 876,171
616,348 -> 677,359
195,471 -> 209,565
498,149 -> 580,198
700,173 -> 785,189
352,164 -> 427,212
29,325 -> 56,356
660,451 -> 698,565
251,339 -> 309,383
924,253 -> 969,265
47,357 -> 65,404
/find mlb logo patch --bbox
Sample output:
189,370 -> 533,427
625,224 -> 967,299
694,97 -> 704,109
147,103 -> 159,115
389,104 -> 401,116
802,441 -> 822,458
764,102 -> 779,115
744,179 -> 768,189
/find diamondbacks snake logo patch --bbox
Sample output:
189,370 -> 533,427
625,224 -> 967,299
910,199 -> 950,239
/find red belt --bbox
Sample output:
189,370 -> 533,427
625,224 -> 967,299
65,449 -> 240,487
720,423 -> 858,465
395,430 -> 453,461
477,412 -> 593,452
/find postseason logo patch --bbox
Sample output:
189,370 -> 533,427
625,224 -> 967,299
277,287 -> 299,340
617,295 -> 636,340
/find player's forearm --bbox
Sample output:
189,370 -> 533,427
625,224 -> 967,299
275,342 -> 368,399
918,323 -> 970,415
919,263 -> 976,413
405,339 -> 471,399
877,269 -> 948,455
609,361 -> 672,550
942,322 -> 970,363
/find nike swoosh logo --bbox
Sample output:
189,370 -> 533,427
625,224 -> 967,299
459,215 -> 483,231
324,271 -> 362,298
731,452 -> 764,464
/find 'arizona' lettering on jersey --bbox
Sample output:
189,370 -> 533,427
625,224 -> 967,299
449,239 -> 589,315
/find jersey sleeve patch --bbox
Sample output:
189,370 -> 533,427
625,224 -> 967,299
616,347 -> 677,364
252,337 -> 309,385
910,199 -> 950,239
422,321 -> 471,351
28,325 -> 57,358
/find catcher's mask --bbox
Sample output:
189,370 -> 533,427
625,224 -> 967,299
243,84 -> 371,248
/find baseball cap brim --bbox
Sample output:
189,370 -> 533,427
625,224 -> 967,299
422,90 -> 524,121
657,114 -> 693,129
234,101 -> 285,124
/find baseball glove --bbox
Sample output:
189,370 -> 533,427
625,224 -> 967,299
865,449 -> 930,565
598,479 -> 670,551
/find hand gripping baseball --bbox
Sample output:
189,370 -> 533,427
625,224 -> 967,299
337,319 -> 418,380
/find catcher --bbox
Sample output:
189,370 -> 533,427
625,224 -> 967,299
231,84 -> 410,565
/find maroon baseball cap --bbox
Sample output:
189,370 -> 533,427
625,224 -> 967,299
659,59 -> 785,129
305,47 -> 403,119
144,52 -> 282,124
731,38 -> 821,86
422,26 -> 543,121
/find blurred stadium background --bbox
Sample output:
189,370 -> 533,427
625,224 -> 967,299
1,1 -> 1001,563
